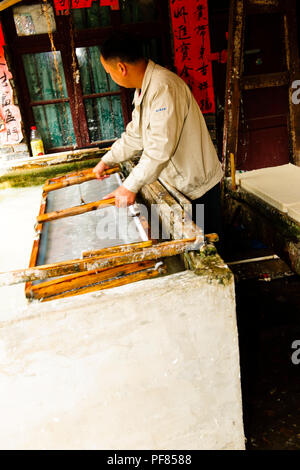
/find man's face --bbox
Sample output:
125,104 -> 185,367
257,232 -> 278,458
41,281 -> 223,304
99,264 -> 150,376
100,55 -> 129,88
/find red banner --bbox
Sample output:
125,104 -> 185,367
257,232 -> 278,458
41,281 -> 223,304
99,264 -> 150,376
0,23 -> 5,47
0,48 -> 23,144
53,0 -> 70,12
54,0 -> 119,14
72,0 -> 92,8
100,0 -> 119,9
169,0 -> 215,114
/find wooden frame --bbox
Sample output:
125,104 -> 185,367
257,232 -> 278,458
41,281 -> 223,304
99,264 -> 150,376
22,165 -> 169,301
222,0 -> 300,175
0,162 -> 209,293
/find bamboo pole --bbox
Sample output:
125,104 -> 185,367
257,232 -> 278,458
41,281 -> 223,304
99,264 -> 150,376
25,191 -> 47,297
29,260 -> 157,300
230,153 -> 236,191
43,166 -> 119,192
39,265 -> 165,302
82,240 -> 153,259
2,148 -> 107,171
0,238 -> 196,287
37,197 -> 116,224
158,178 -> 192,216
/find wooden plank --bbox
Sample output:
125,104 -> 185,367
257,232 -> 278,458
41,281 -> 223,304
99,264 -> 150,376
0,238 -> 197,287
39,266 -> 165,302
122,161 -> 204,248
240,71 -> 289,90
222,0 -> 245,176
37,197 -> 116,224
25,191 -> 47,298
0,0 -> 22,12
29,260 -> 157,300
284,0 -> 300,166
43,166 -> 119,192
3,148 -> 107,171
82,240 -> 153,259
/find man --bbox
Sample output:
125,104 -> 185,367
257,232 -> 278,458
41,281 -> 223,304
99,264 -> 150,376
94,32 -> 223,235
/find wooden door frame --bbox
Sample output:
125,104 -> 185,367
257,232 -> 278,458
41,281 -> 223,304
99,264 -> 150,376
222,0 -> 300,175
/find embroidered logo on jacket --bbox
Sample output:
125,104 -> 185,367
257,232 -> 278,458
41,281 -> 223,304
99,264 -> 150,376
155,107 -> 167,113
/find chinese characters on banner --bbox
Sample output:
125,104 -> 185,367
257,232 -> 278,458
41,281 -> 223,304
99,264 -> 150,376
0,24 -> 23,145
169,0 -> 215,114
100,0 -> 119,9
53,0 -> 119,14
72,0 -> 92,9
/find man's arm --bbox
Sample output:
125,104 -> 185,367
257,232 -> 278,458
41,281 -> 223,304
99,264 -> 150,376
122,83 -> 189,194
94,104 -> 143,179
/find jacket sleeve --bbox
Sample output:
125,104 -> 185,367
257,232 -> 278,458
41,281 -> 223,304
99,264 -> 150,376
122,83 -> 189,194
101,105 -> 143,166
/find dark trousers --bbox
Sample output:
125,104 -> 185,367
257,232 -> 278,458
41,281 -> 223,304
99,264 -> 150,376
191,183 -> 222,237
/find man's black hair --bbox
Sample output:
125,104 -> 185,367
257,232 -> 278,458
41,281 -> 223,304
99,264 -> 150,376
100,31 -> 144,63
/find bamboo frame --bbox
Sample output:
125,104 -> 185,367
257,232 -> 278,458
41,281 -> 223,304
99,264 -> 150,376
43,166 -> 119,192
2,237 -> 196,288
81,240 -> 153,259
2,164 -> 210,300
29,260 -> 160,301
20,168 -> 166,301
24,190 -> 47,298
38,265 -> 165,303
37,197 -> 116,224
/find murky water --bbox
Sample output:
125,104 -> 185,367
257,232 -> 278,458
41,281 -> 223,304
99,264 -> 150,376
0,186 -> 43,320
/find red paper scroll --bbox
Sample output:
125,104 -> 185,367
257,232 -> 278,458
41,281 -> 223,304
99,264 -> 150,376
72,0 -> 92,8
54,0 -> 119,14
0,48 -> 23,144
170,0 -> 215,114
53,0 -> 70,12
0,23 -> 5,47
100,0 -> 119,9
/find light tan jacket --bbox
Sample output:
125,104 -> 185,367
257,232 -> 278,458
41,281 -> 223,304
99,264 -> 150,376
102,60 -> 223,200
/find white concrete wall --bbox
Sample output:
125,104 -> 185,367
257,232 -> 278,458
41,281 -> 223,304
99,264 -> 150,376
0,270 -> 245,450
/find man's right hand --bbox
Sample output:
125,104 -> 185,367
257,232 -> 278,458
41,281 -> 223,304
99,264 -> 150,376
93,160 -> 111,180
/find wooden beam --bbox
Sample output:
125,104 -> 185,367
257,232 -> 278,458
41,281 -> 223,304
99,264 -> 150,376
28,260 -> 158,300
2,148 -> 107,171
0,0 -> 22,12
122,162 -> 203,243
222,0 -> 245,176
284,0 -> 300,166
240,72 -> 289,90
82,240 -> 153,259
43,166 -> 119,192
25,191 -> 47,297
38,266 -> 165,303
37,197 -> 116,224
0,238 -> 197,287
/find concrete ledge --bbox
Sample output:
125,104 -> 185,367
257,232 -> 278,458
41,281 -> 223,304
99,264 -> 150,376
0,270 -> 245,450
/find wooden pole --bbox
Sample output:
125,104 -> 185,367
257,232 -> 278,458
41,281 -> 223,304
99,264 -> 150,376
37,197 -> 116,223
0,238 -> 197,287
43,166 -> 119,192
39,265 -> 165,302
230,153 -> 236,191
81,240 -> 153,259
29,260 -> 158,300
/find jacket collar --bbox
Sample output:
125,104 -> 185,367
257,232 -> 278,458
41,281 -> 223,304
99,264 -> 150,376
134,59 -> 156,106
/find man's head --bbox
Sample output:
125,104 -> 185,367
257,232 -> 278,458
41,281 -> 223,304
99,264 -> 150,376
100,32 -> 147,89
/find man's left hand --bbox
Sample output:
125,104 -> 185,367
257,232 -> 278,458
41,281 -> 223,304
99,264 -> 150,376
103,185 -> 137,208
